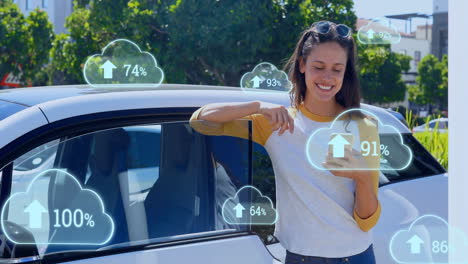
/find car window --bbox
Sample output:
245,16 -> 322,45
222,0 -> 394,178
124,126 -> 161,195
0,121 -> 252,259
14,140 -> 59,172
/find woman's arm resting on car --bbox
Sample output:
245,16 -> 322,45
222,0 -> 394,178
197,101 -> 262,123
190,101 -> 294,145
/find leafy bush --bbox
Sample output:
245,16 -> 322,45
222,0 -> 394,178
414,130 -> 448,169
406,113 -> 448,169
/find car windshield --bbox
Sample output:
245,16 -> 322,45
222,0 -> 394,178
379,133 -> 446,183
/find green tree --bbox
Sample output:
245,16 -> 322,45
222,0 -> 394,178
49,7 -> 99,84
299,0 -> 357,29
410,54 -> 447,110
357,44 -> 411,104
439,54 -> 448,109
24,8 -> 54,85
0,1 -> 29,80
0,1 -> 53,86
408,84 -> 424,105
50,0 -> 171,84
50,0 -> 357,86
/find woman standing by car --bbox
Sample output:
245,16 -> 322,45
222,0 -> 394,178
190,21 -> 380,264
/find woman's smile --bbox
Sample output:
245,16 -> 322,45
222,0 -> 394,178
316,83 -> 334,91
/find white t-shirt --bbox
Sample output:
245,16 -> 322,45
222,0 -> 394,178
190,104 -> 381,258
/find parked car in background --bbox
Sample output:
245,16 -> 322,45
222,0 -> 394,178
385,109 -> 409,128
413,118 -> 448,133
0,85 -> 447,264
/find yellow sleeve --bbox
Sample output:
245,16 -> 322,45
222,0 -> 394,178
353,171 -> 381,232
354,116 -> 382,232
189,106 -> 273,146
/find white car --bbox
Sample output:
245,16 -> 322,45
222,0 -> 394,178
413,118 -> 448,133
0,85 -> 447,264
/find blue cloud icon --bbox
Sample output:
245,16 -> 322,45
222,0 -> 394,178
358,18 -> 401,45
84,39 -> 164,87
306,108 -> 412,171
389,214 -> 468,264
240,62 -> 292,93
1,169 -> 115,245
222,185 -> 278,225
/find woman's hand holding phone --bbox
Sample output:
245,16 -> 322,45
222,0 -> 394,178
323,148 -> 371,180
323,133 -> 371,180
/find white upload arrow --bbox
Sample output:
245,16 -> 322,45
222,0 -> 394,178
233,203 -> 245,218
367,29 -> 375,39
406,235 -> 424,254
100,60 -> 117,79
251,76 -> 262,88
24,200 -> 48,229
328,134 -> 350,158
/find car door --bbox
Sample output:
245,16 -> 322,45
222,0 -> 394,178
0,109 -> 278,264
373,132 -> 447,264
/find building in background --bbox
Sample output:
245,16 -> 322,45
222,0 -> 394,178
13,0 -> 73,34
386,15 -> 432,86
390,22 -> 432,112
432,0 -> 448,59
356,17 -> 431,109
356,16 -> 431,87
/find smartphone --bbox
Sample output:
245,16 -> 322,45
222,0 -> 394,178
328,133 -> 354,159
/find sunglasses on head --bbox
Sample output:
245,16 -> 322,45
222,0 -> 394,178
311,21 -> 352,38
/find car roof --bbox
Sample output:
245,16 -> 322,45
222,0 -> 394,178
0,84 -> 410,150
0,84 -> 244,107
429,118 -> 449,122
414,118 -> 449,128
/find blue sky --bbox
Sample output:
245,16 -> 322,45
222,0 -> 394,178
353,0 -> 433,33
